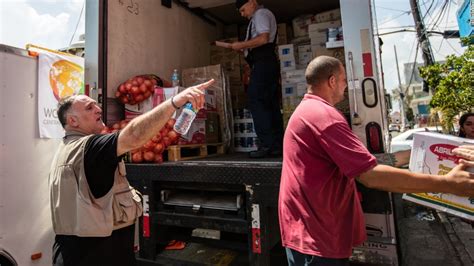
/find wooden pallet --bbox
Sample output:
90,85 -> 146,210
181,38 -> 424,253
167,143 -> 225,161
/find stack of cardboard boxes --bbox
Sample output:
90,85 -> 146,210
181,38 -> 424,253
277,8 -> 348,127
210,38 -> 260,152
210,38 -> 247,110
280,69 -> 306,127
308,19 -> 344,63
181,64 -> 229,146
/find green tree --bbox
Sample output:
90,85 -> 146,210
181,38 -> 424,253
419,37 -> 474,132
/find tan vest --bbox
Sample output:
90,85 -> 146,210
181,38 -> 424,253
49,131 -> 143,237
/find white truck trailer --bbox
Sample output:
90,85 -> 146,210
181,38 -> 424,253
0,45 -> 58,266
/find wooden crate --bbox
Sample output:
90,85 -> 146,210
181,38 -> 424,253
167,143 -> 225,161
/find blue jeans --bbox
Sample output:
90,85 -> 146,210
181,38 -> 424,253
286,248 -> 350,266
247,59 -> 283,151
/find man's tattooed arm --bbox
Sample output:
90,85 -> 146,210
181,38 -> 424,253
374,150 -> 410,167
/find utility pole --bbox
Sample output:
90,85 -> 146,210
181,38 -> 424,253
409,0 -> 435,65
394,45 -> 407,130
410,0 -> 435,93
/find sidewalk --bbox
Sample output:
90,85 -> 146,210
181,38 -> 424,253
393,194 -> 474,265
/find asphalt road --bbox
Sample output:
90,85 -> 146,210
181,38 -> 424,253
393,194 -> 474,265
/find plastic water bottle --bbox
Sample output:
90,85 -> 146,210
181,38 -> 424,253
173,103 -> 196,135
171,69 -> 180,87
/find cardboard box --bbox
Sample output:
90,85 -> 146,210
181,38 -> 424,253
280,58 -> 296,71
308,20 -> 342,37
403,132 -> 474,220
314,8 -> 341,23
278,44 -> 295,59
292,14 -> 314,37
125,87 -> 179,120
177,118 -> 206,145
281,69 -> 306,83
312,47 -> 345,64
206,112 -> 220,143
297,51 -> 313,66
297,44 -> 312,54
210,38 -> 242,81
277,23 -> 288,45
124,97 -> 153,120
182,65 -> 230,145
296,82 -> 307,97
310,37 -> 327,47
326,40 -> 344,49
281,82 -> 296,97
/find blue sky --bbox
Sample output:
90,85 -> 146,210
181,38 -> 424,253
0,0 -> 466,94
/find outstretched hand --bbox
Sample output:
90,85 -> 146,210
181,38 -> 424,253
453,145 -> 474,167
444,162 -> 474,197
173,79 -> 215,110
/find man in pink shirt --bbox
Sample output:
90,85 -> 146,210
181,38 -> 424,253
278,56 -> 474,265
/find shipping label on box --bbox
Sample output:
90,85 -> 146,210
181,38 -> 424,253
403,132 -> 474,220
280,58 -> 296,71
297,44 -> 312,54
281,83 -> 296,97
278,44 -> 295,59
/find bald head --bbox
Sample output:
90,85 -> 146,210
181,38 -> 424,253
305,56 -> 343,87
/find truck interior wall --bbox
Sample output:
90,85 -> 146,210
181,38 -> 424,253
106,1 -> 222,99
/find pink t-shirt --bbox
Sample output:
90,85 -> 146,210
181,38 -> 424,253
279,94 -> 377,258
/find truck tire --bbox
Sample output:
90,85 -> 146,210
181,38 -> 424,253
0,249 -> 17,266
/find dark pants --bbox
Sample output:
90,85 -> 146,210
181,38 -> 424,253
53,225 -> 136,266
286,248 -> 350,266
247,59 -> 283,151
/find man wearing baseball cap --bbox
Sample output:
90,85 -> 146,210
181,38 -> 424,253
230,0 -> 283,158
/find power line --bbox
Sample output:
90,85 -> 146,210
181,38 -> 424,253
405,41 -> 421,95
429,0 -> 449,31
444,39 -> 462,55
378,23 -> 458,30
407,37 -> 418,69
437,0 -> 452,52
422,0 -> 436,20
379,10 -> 412,26
375,5 -> 409,12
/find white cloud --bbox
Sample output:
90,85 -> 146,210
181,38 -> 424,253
0,0 -> 84,49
